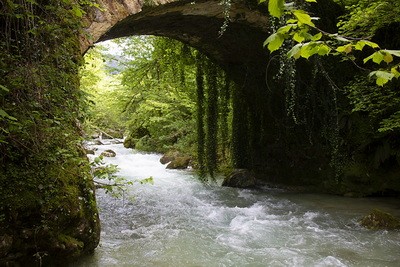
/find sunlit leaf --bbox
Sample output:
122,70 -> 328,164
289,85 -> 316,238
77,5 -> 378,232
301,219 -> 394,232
336,44 -> 352,54
277,24 -> 293,34
364,51 -> 385,64
293,10 -> 315,27
311,32 -> 323,41
317,44 -> 331,56
293,32 -> 305,43
268,0 -> 285,18
391,66 -> 400,78
300,42 -> 319,59
264,33 -> 285,52
287,43 -> 303,59
369,70 -> 395,86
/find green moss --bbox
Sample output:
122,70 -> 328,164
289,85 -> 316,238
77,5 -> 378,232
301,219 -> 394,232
0,0 -> 100,264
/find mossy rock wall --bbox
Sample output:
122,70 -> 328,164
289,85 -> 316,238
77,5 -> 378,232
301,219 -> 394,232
0,1 -> 100,264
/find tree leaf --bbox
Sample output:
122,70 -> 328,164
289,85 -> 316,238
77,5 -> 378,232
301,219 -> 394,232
383,50 -> 400,58
391,66 -> 400,78
383,52 -> 393,64
364,51 -> 385,64
369,70 -> 395,86
336,44 -> 352,54
293,10 -> 315,27
287,43 -> 303,59
293,32 -> 305,43
305,0 -> 317,2
268,0 -> 285,18
317,44 -> 331,56
311,32 -> 323,41
372,52 -> 385,64
300,43 -> 319,59
264,33 -> 285,52
277,24 -> 293,34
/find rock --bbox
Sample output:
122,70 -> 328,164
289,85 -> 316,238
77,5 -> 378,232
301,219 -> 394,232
100,149 -> 116,157
222,169 -> 257,188
123,136 -> 136,149
85,148 -> 95,155
0,234 -> 13,258
360,209 -> 400,230
160,151 -> 180,164
93,140 -> 103,145
166,156 -> 191,169
109,139 -> 123,144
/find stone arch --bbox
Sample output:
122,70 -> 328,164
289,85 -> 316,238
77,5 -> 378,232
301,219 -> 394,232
81,0 -> 270,80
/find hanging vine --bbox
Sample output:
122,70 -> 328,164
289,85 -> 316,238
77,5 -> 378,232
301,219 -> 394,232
195,53 -> 206,179
205,60 -> 219,178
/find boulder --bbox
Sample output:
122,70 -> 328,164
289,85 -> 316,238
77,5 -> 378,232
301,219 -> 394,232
100,149 -> 116,157
166,156 -> 191,169
160,151 -> 180,164
222,169 -> 257,188
360,209 -> 400,230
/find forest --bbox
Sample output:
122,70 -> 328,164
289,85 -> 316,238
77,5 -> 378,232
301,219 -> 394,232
1,0 -> 400,264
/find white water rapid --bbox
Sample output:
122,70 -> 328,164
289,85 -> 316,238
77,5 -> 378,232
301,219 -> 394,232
72,143 -> 400,267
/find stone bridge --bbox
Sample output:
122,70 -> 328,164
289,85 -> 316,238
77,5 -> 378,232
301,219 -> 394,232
81,0 -> 270,82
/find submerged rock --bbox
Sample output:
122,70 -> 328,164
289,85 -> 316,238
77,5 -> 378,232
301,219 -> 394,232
360,209 -> 400,230
222,169 -> 257,188
101,149 -> 116,157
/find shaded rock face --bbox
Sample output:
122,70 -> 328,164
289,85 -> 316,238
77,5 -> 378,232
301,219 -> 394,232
222,169 -> 257,188
360,209 -> 400,230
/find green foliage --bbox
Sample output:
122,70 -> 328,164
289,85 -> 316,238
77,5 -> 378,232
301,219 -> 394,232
80,46 -> 127,138
337,0 -> 400,38
120,37 -> 198,153
0,0 -> 100,261
261,0 -> 400,86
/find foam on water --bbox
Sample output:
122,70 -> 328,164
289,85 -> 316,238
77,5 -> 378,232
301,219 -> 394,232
73,143 -> 400,267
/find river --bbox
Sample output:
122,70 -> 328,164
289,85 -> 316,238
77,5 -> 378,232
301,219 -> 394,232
72,143 -> 400,267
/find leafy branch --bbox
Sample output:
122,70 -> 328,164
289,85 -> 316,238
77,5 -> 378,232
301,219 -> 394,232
90,155 -> 153,198
261,0 -> 400,86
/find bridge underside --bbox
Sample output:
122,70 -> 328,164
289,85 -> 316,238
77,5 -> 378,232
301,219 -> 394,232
95,0 -> 270,79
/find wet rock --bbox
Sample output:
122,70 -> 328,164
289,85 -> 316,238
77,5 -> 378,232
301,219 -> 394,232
93,139 -> 103,145
85,148 -> 95,155
160,151 -> 179,164
222,169 -> 257,188
100,149 -> 116,157
360,209 -> 400,230
166,156 -> 191,169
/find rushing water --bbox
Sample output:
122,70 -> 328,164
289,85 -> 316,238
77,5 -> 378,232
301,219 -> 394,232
73,143 -> 400,267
